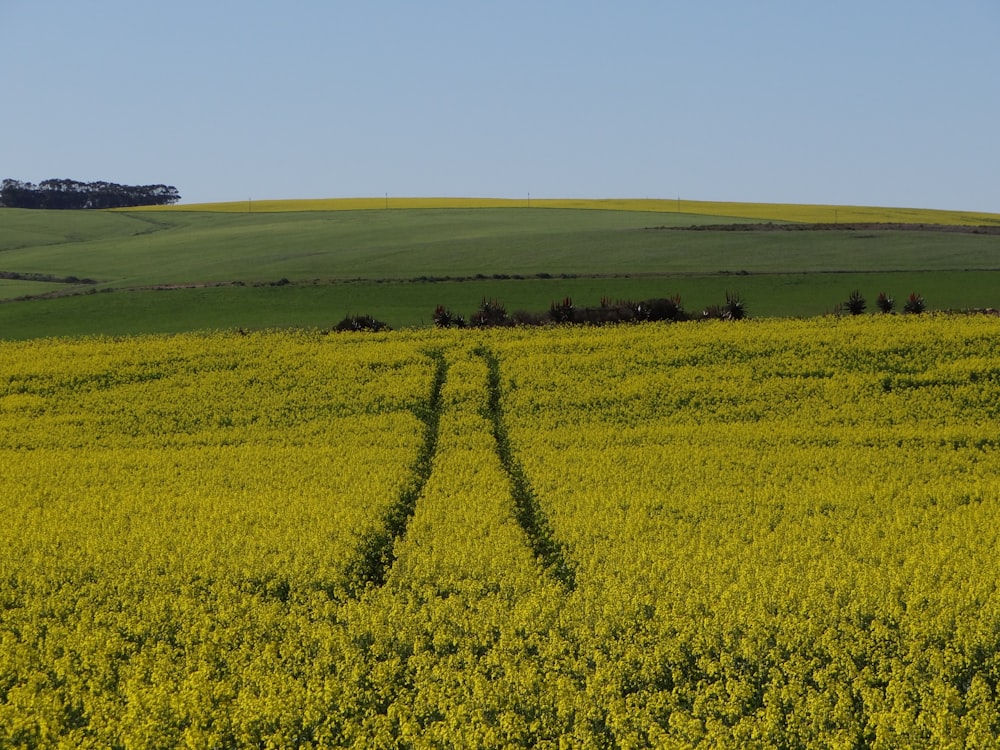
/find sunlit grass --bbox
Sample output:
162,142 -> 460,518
128,196 -> 1000,226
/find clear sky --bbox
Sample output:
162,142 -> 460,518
2,1 -> 997,211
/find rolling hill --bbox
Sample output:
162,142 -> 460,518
1,198 -> 998,338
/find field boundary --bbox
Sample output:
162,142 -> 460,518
13,265 -> 1000,306
660,222 -> 1000,235
476,346 -> 577,590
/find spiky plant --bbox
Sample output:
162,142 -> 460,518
701,304 -> 724,320
723,291 -> 746,320
845,290 -> 867,315
471,298 -> 509,327
432,305 -> 465,328
903,292 -> 926,314
876,292 -> 895,314
549,296 -> 575,324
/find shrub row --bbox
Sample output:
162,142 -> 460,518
434,293 -> 747,329
839,291 -> 926,316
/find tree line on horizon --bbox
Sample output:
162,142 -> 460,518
0,178 -> 181,209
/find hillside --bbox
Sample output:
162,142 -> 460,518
1,199 -> 999,338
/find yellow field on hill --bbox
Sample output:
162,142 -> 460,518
126,196 -> 1000,225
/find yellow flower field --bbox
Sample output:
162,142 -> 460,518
126,196 -> 1000,226
1,317 -> 998,746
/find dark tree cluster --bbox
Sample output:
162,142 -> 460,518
0,178 -> 181,209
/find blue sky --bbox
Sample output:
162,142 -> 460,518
2,1 -> 998,211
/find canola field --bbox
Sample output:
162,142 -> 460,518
131,196 -> 1000,226
2,317 -> 999,747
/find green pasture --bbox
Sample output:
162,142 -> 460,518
0,280 -> 68,299
0,208 -> 761,287
1,205 -> 998,339
0,272 -> 997,341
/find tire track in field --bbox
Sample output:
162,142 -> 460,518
475,346 -> 577,590
344,349 -> 447,597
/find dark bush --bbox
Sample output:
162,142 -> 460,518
639,295 -> 686,322
511,309 -> 547,326
471,298 -> 510,327
876,292 -> 895,313
549,297 -> 575,324
845,290 -> 867,315
724,291 -> 746,320
700,292 -> 746,321
333,315 -> 390,332
903,292 -> 926,314
577,307 -> 608,325
701,304 -> 724,320
432,305 -> 466,328
604,298 -> 640,321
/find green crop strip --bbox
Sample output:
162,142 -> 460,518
475,346 -> 577,590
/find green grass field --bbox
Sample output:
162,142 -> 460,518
1,200 -> 999,339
